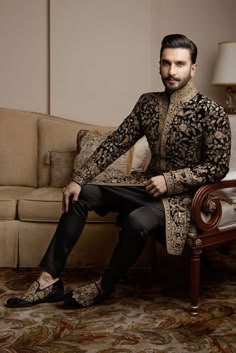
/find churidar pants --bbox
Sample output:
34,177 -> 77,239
40,184 -> 165,294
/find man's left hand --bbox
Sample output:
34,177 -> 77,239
144,175 -> 167,197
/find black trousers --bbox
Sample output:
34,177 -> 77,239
40,184 -> 165,294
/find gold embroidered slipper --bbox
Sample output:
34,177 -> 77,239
5,279 -> 64,307
63,282 -> 104,309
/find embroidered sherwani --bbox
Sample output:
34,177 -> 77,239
72,81 -> 231,255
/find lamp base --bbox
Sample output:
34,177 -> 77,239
225,86 -> 236,114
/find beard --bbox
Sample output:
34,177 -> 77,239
162,72 -> 192,93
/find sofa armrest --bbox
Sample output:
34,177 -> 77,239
191,180 -> 236,232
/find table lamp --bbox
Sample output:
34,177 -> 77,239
212,41 -> 236,114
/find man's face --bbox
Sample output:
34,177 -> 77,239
159,48 -> 197,93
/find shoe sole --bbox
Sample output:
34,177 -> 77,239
5,295 -> 64,308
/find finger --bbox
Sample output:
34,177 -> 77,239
153,191 -> 160,197
150,187 -> 161,196
145,183 -> 154,192
64,192 -> 69,213
72,193 -> 79,203
146,184 -> 156,193
150,188 -> 158,195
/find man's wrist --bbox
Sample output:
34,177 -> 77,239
71,178 -> 83,187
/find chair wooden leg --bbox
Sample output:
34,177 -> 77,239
190,248 -> 202,314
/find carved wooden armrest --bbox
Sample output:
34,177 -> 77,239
191,180 -> 236,232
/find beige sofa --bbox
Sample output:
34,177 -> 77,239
0,108 -> 151,269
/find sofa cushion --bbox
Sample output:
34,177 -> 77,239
0,108 -> 38,186
0,186 -> 35,220
75,129 -> 132,184
47,150 -> 77,187
211,189 -> 236,229
188,188 -> 236,234
37,117 -> 114,187
130,136 -> 151,172
222,169 -> 236,181
18,187 -> 118,223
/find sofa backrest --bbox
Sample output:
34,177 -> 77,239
2,108 -> 234,187
0,108 -> 38,187
37,115 -> 114,187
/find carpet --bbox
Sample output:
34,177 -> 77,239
0,253 -> 235,353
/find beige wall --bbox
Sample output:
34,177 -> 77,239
50,0 -> 152,125
0,0 -> 235,124
0,0 -> 48,113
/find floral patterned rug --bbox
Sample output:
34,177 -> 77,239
0,252 -> 236,353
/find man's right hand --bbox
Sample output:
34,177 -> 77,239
62,181 -> 81,213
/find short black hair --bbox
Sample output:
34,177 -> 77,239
160,34 -> 198,64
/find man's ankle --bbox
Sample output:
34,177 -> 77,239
96,278 -> 106,296
38,272 -> 59,289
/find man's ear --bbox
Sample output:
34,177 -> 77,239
191,63 -> 197,77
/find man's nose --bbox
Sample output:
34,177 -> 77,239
169,64 -> 176,76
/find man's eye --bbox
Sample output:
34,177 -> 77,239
177,62 -> 185,67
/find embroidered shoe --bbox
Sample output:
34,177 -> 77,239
5,279 -> 64,307
63,282 -> 104,309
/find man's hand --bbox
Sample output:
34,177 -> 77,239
144,175 -> 167,197
62,181 -> 81,213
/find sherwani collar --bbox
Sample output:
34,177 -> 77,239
165,79 -> 198,105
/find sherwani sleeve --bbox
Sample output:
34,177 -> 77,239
72,96 -> 145,186
163,106 -> 231,196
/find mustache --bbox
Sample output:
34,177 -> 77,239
165,76 -> 180,82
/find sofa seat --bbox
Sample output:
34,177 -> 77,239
18,187 -> 118,223
0,186 -> 35,220
17,190 -> 120,268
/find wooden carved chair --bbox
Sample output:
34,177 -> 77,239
187,114 -> 236,313
187,179 -> 236,314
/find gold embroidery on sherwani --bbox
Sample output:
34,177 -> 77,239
157,94 -> 168,173
159,81 -> 198,254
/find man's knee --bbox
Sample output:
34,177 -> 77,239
65,185 -> 98,217
121,206 -> 165,239
122,211 -> 148,238
79,184 -> 106,211
80,184 -> 99,201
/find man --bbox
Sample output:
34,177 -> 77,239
6,34 -> 231,308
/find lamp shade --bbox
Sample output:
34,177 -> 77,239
212,41 -> 236,85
